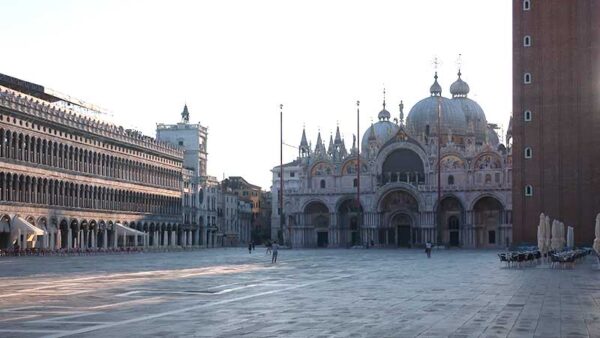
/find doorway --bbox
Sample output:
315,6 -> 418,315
317,231 -> 328,248
391,213 -> 412,247
448,215 -> 459,247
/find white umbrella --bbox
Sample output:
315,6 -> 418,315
551,219 -> 562,250
567,226 -> 574,248
537,213 -> 546,252
593,213 -> 600,254
545,215 -> 552,251
560,222 -> 567,248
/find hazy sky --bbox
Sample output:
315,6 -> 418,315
0,0 -> 512,189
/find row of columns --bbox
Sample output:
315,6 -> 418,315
0,128 -> 180,189
21,228 -> 203,250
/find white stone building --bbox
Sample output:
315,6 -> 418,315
272,72 -> 512,248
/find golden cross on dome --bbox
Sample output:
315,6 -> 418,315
456,53 -> 463,75
432,56 -> 442,72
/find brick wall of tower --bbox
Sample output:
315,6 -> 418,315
512,0 -> 600,245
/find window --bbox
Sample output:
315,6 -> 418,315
523,0 -> 530,10
524,110 -> 532,121
290,172 -> 295,177
353,178 -> 358,187
320,179 -> 326,189
524,147 -> 532,158
525,185 -> 533,196
523,35 -> 531,47
447,175 -> 454,185
524,73 -> 532,84
178,140 -> 184,146
485,174 -> 492,185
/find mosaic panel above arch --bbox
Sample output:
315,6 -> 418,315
440,155 -> 465,171
311,162 -> 333,176
474,154 -> 501,170
341,159 -> 369,176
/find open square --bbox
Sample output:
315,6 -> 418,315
0,249 -> 599,337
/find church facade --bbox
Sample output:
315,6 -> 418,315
272,72 -> 512,248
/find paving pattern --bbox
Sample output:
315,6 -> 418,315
0,248 -> 599,337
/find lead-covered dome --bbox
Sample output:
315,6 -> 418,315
361,120 -> 399,152
448,71 -> 488,143
406,73 -> 467,138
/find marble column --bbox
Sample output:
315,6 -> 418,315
103,230 -> 108,249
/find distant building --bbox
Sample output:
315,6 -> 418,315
222,176 -> 270,242
156,105 -> 208,177
511,0 -> 600,245
238,198 -> 252,244
199,175 -> 220,247
272,73 -> 512,248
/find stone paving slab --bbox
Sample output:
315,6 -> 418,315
0,248 -> 599,337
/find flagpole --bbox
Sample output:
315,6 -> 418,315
356,100 -> 361,247
280,104 -> 284,246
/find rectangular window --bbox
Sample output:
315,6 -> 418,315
290,172 -> 295,177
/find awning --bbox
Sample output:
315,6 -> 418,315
114,223 -> 146,237
11,216 -> 45,236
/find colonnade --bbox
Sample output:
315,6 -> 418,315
0,126 -> 180,189
0,171 -> 181,214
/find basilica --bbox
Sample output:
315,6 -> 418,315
271,71 -> 512,248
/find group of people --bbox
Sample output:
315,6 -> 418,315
248,241 -> 279,263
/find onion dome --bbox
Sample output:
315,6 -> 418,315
430,72 -> 442,96
361,119 -> 399,153
449,70 -> 470,98
449,70 -> 488,143
378,89 -> 391,121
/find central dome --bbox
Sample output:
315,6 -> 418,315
406,96 -> 467,137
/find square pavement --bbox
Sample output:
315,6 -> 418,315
0,248 -> 599,337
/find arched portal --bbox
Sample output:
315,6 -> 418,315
379,189 -> 419,247
437,196 -> 464,247
0,214 -> 10,248
473,196 -> 503,248
338,199 -> 363,247
381,149 -> 425,185
304,201 -> 329,248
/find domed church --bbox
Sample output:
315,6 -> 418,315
271,71 -> 512,248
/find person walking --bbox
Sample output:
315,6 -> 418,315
248,242 -> 252,254
271,241 -> 279,263
425,241 -> 432,258
266,241 -> 272,255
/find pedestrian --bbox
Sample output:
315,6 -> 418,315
266,241 -> 272,255
271,241 -> 279,263
248,242 -> 252,254
425,241 -> 432,258
252,241 -> 255,251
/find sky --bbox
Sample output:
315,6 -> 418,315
0,0 -> 512,189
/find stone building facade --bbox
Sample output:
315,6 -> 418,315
0,73 -> 199,250
272,72 -> 512,248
